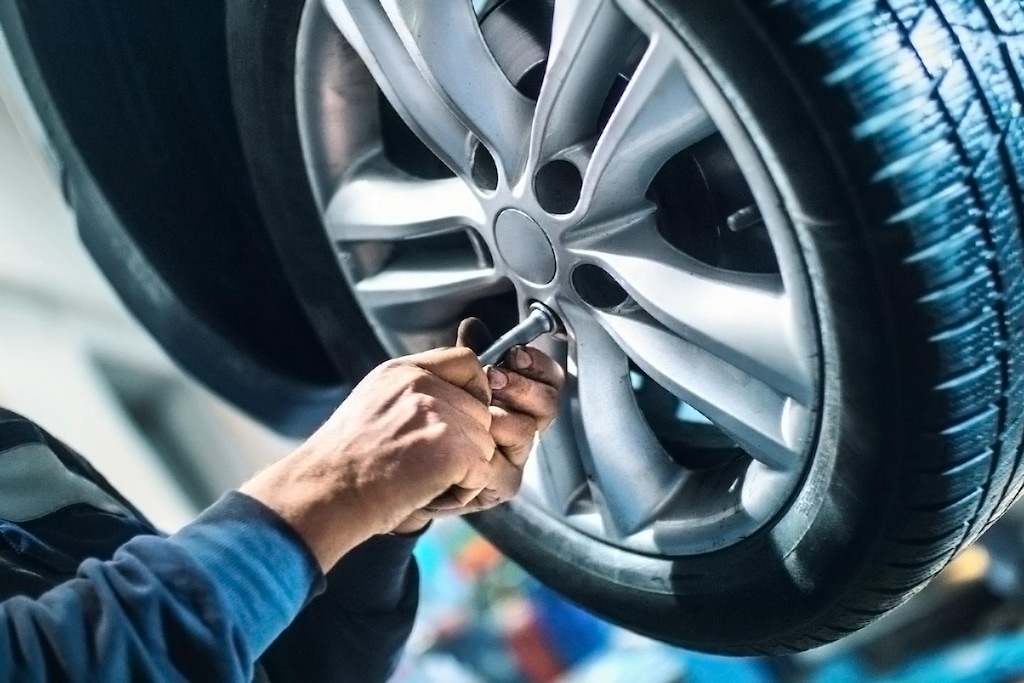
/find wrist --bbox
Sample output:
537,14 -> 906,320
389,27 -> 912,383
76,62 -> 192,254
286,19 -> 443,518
389,514 -> 432,536
239,455 -> 379,572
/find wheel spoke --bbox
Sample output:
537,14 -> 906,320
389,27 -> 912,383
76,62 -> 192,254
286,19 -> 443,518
562,302 -> 685,536
353,259 -> 506,329
570,220 -> 814,403
579,35 -> 715,220
324,0 -> 533,180
529,0 -> 638,164
325,161 -> 485,243
382,0 -> 533,177
323,0 -> 473,175
522,338 -> 590,515
590,307 -> 808,471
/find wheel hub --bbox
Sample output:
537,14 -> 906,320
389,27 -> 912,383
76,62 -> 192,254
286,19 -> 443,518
494,209 -> 557,285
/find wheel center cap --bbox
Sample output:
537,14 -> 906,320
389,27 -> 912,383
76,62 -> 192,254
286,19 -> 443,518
494,209 -> 556,285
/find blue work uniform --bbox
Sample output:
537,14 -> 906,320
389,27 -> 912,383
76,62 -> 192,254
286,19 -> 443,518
0,408 -> 421,682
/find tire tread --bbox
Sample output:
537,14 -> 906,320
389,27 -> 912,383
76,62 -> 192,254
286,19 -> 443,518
742,0 -> 1024,653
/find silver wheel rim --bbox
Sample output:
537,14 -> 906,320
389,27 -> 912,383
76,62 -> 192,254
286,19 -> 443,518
295,0 -> 823,555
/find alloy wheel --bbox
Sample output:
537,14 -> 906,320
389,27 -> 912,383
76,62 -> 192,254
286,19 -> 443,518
295,0 -> 823,555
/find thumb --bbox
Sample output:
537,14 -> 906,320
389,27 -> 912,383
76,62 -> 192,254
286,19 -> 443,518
456,318 -> 493,356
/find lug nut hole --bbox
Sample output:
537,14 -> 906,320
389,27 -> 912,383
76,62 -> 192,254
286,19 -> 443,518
572,264 -> 629,309
471,142 -> 499,191
535,160 -> 583,215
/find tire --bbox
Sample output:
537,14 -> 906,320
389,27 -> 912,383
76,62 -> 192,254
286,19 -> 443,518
227,0 -> 1024,653
0,0 -> 348,436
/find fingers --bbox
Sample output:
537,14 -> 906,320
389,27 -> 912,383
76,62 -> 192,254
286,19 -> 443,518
424,449 -> 524,514
489,405 -> 537,467
382,329 -> 563,527
456,317 -> 493,356
443,415 -> 496,468
359,364 -> 495,506
480,433 -> 528,506
424,449 -> 493,510
413,369 -> 492,432
422,390 -> 495,475
440,409 -> 533,515
460,454 -> 524,512
401,346 -> 491,406
488,364 -> 562,432
502,345 -> 565,391
425,485 -> 484,511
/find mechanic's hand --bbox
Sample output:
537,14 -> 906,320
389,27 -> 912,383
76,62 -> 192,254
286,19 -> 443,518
391,317 -> 565,534
240,345 -> 496,572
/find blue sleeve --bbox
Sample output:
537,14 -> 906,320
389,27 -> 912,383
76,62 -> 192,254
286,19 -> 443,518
259,529 -> 424,682
0,492 -> 323,682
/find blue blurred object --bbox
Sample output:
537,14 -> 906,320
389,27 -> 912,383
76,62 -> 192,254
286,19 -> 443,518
680,651 -> 778,683
432,622 -> 521,683
527,577 -> 777,683
561,640 -> 778,683
810,632 -> 1024,683
412,526 -> 471,617
528,581 -> 611,667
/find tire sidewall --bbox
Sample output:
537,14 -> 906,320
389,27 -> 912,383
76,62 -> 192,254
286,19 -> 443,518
227,0 -> 388,382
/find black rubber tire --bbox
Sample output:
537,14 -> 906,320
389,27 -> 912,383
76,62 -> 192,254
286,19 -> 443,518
0,0 -> 349,436
227,0 -> 1024,653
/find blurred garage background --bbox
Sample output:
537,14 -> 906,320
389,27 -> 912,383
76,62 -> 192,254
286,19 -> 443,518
3,79 -> 1024,682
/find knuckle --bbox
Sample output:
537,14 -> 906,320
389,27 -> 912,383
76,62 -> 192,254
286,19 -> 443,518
414,393 -> 439,413
532,355 -> 565,390
506,409 -> 535,432
507,376 -> 551,410
550,363 -> 567,389
379,358 -> 409,375
488,408 -> 510,433
535,381 -> 559,406
406,371 -> 442,398
477,404 -> 493,427
421,420 -> 452,446
475,492 -> 502,510
402,392 -> 440,426
431,415 -> 454,436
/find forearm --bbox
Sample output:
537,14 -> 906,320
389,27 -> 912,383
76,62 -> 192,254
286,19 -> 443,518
0,493 -> 321,682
